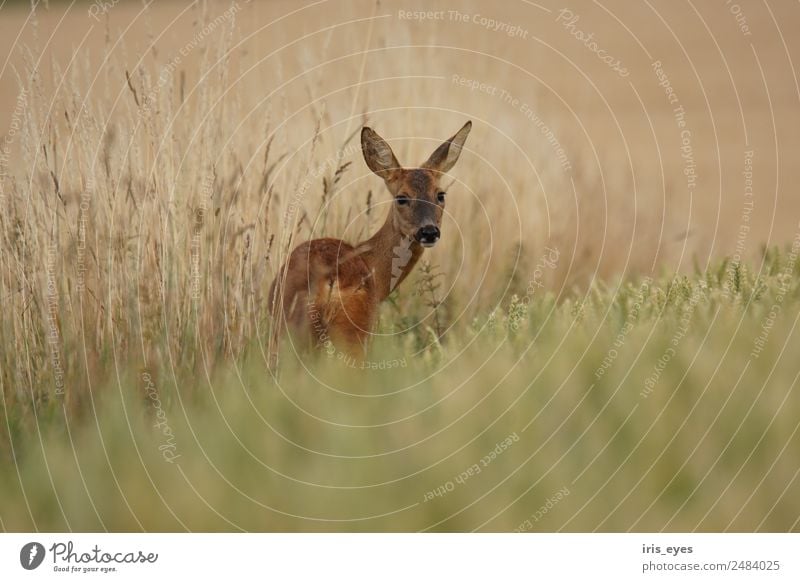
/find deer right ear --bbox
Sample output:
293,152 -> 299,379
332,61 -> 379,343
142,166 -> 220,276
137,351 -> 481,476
362,127 -> 401,178
422,121 -> 472,174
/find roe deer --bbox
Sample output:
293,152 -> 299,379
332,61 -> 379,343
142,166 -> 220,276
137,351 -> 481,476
268,121 -> 472,363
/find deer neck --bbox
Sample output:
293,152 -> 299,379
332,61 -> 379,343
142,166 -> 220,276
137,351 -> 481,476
356,210 -> 424,301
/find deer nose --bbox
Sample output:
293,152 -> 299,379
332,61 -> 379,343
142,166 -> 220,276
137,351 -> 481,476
415,225 -> 440,247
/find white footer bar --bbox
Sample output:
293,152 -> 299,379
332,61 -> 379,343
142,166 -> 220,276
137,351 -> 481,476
1,533 -> 797,580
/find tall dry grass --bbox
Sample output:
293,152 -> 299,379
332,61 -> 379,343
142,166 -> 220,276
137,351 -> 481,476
0,1 -> 680,408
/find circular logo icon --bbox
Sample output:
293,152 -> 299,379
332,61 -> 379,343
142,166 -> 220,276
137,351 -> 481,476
20,542 -> 46,570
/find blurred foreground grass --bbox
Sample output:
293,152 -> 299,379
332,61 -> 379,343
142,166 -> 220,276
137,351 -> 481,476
1,248 -> 799,532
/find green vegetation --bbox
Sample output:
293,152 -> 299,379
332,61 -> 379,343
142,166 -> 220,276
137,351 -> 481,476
2,248 -> 799,531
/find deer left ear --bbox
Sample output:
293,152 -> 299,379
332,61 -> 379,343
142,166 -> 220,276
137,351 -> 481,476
362,126 -> 401,178
422,121 -> 472,173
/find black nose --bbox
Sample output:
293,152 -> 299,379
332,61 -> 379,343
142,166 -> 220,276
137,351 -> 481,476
416,225 -> 440,245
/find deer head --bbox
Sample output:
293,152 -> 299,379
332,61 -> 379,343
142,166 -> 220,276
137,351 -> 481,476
361,121 -> 472,247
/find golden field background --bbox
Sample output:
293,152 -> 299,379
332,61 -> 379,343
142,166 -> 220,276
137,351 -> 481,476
2,0 -> 800,273
0,0 -> 799,532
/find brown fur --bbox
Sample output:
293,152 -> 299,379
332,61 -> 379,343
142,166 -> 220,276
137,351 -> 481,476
268,238 -> 377,353
269,122 -> 471,365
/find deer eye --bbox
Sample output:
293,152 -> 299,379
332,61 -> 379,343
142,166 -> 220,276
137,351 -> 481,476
396,194 -> 410,206
437,191 -> 446,204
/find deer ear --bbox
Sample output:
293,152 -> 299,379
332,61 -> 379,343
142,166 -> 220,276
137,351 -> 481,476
361,127 -> 401,178
422,121 -> 472,173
